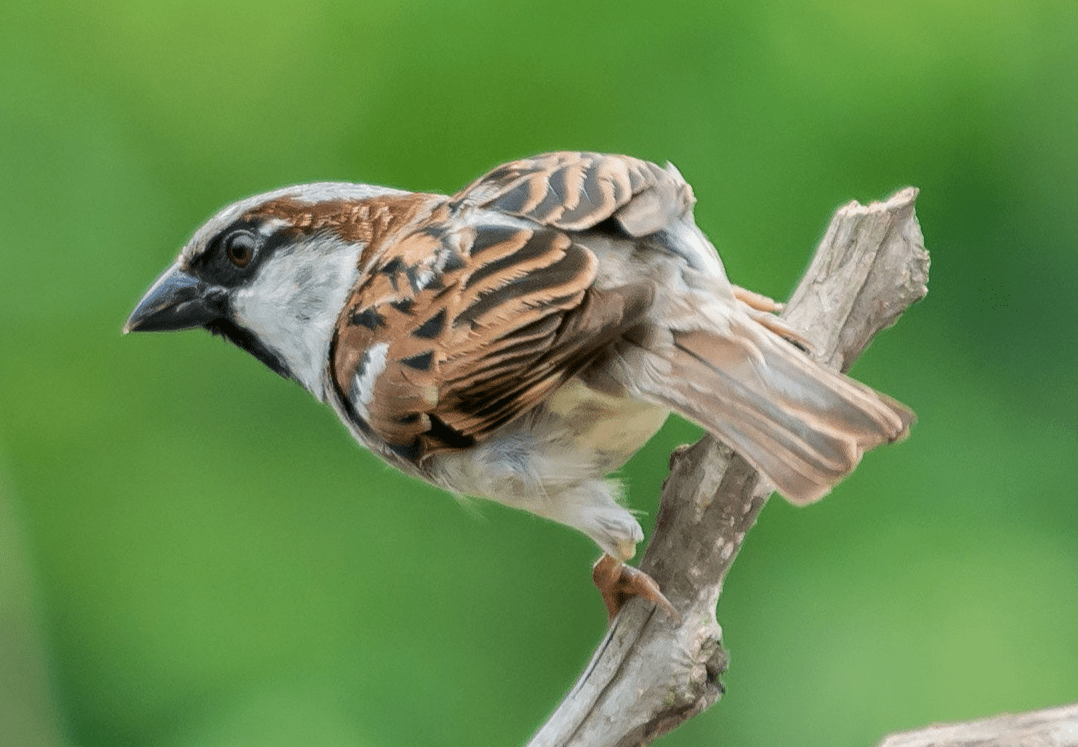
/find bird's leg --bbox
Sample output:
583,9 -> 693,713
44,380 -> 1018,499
592,554 -> 679,624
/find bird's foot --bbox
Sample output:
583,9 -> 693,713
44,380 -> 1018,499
592,554 -> 679,624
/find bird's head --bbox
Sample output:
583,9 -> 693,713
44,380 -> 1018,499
124,182 -> 412,399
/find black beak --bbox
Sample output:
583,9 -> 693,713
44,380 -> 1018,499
123,263 -> 226,334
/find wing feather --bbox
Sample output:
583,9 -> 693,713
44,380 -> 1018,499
332,215 -> 653,462
452,151 -> 695,236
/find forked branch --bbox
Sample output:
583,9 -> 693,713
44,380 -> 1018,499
528,187 -> 930,747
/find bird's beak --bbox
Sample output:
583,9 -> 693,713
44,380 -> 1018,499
123,263 -> 225,334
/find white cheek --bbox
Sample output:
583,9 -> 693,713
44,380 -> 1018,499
232,240 -> 361,399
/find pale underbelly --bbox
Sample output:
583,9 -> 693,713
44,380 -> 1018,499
543,378 -> 670,474
426,377 -> 670,503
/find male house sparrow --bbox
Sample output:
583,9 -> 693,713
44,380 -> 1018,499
126,152 -> 913,620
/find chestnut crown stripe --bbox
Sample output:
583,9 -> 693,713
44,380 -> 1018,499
240,193 -> 435,245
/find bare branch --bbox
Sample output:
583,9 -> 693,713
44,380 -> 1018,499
877,703 -> 1078,747
527,187 -> 929,747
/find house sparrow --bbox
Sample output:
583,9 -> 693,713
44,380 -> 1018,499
125,152 -> 913,621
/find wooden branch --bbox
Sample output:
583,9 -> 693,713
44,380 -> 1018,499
878,703 -> 1078,747
527,187 -> 929,747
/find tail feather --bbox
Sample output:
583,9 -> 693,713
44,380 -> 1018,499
642,321 -> 913,504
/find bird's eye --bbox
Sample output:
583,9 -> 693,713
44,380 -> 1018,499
224,231 -> 257,268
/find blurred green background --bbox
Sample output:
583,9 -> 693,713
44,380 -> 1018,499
2,1 -> 1076,745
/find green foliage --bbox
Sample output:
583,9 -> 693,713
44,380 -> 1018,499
2,1 -> 1076,745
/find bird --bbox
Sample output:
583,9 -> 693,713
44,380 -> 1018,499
125,151 -> 913,622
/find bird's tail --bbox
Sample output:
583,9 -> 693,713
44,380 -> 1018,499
638,318 -> 913,504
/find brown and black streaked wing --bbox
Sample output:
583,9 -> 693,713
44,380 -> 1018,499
451,151 -> 696,236
331,218 -> 653,463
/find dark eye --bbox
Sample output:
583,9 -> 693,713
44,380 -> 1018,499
224,230 -> 257,268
